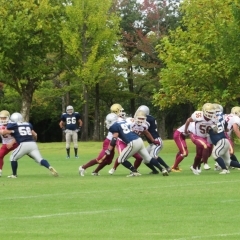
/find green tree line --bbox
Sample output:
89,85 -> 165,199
0,0 -> 239,142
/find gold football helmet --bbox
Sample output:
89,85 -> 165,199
0,110 -> 10,125
134,110 -> 147,126
110,103 -> 125,118
231,106 -> 240,117
202,103 -> 215,120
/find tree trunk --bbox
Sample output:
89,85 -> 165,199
157,109 -> 166,140
128,62 -> 135,116
21,91 -> 33,122
81,84 -> 89,141
92,83 -> 100,141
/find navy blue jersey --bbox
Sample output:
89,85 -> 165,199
209,113 -> 226,145
6,122 -> 35,144
109,120 -> 139,144
146,115 -> 160,143
60,112 -> 81,130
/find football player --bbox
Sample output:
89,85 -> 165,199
79,103 -> 124,176
78,114 -> 115,177
208,110 -> 240,174
136,105 -> 171,174
59,105 -> 83,159
103,113 -> 165,177
108,103 -> 144,175
171,122 -> 195,172
0,110 -> 18,177
184,103 -> 216,175
1,112 -> 58,178
108,110 -> 168,176
214,106 -> 240,170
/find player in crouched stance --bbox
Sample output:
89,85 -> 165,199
208,111 -> 240,174
0,112 -> 58,178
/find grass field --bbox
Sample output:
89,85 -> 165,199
1,139 -> 240,240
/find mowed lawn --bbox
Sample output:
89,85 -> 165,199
1,140 -> 240,240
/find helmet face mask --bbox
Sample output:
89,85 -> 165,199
231,106 -> 240,117
105,113 -> 118,129
66,105 -> 74,115
0,110 -> 10,125
134,110 -> 147,126
10,112 -> 23,123
110,104 -> 126,118
137,105 -> 150,115
202,103 -> 216,120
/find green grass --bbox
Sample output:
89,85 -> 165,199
1,140 -> 240,239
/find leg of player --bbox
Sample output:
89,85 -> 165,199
8,161 -> 18,178
40,159 -> 58,177
79,159 -> 98,176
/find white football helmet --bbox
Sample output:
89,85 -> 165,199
110,103 -> 125,118
134,110 -> 147,126
213,103 -> 223,113
105,113 -> 118,129
231,106 -> 240,117
66,105 -> 74,115
0,110 -> 10,125
202,103 -> 216,120
10,112 -> 23,123
137,105 -> 150,115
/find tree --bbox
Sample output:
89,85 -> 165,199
154,0 -> 240,110
60,0 -> 120,140
0,0 -> 64,121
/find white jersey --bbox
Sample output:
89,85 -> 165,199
178,122 -> 195,134
224,114 -> 240,137
191,111 -> 215,138
106,131 -> 113,140
0,124 -> 15,144
1,134 -> 15,144
129,121 -> 149,136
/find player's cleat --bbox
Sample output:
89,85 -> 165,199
66,156 -> 70,159
79,166 -> 85,176
219,169 -> 230,174
49,167 -> 58,177
75,155 -> 79,159
171,168 -> 181,172
108,168 -> 115,175
162,169 -> 169,176
214,163 -> 221,171
149,171 -> 159,174
171,166 -> 182,171
91,172 -> 100,176
197,167 -> 202,173
190,166 -> 199,175
126,172 -> 141,177
7,174 -> 17,178
166,167 -> 171,173
0,169 -> 2,177
203,163 -> 211,170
